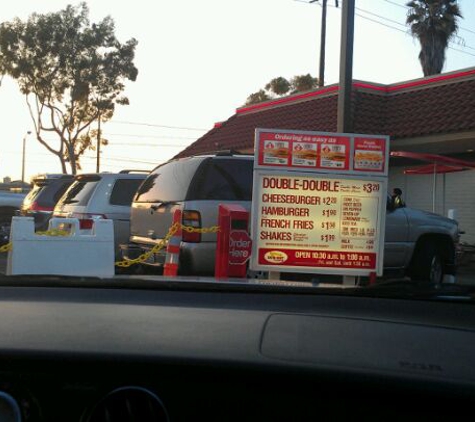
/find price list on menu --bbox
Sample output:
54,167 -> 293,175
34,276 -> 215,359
255,174 -> 383,271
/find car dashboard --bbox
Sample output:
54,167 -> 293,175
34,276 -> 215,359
0,277 -> 473,421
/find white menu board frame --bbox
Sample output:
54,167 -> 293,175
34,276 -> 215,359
250,129 -> 389,277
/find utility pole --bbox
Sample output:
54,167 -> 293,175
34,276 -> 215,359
319,0 -> 327,87
309,0 -> 339,88
21,131 -> 31,184
96,113 -> 101,173
337,0 -> 355,133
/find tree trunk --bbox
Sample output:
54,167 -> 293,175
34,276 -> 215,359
68,144 -> 77,175
58,156 -> 67,174
69,161 -> 77,175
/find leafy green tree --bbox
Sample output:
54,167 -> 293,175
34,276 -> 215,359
0,2 -> 138,174
245,74 -> 320,106
406,0 -> 462,76
290,74 -> 320,94
245,89 -> 271,106
265,77 -> 291,96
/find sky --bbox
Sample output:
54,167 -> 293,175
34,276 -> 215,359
0,0 -> 474,182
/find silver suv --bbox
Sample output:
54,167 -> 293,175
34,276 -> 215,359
122,153 -> 253,274
122,153 -> 459,283
53,171 -> 148,258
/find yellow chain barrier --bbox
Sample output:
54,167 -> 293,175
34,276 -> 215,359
36,229 -> 70,237
0,223 -> 220,269
0,228 -> 71,254
115,224 -> 220,268
0,243 -> 11,253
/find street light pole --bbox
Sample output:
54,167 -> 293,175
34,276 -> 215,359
21,131 -> 32,184
96,113 -> 101,173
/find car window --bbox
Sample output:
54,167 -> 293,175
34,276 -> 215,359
188,158 -> 253,201
134,159 -> 202,203
58,178 -> 100,206
110,179 -> 144,206
21,185 -> 43,208
52,181 -> 74,204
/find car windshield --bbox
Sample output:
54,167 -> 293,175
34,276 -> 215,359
0,0 -> 473,296
2,3 -> 475,421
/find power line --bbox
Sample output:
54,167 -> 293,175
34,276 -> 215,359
109,120 -> 208,132
108,142 -> 189,148
37,136 -> 192,147
297,0 -> 475,56
81,155 -> 161,165
356,4 -> 475,50
103,132 -> 197,140
383,0 -> 475,36
353,7 -> 475,57
355,6 -> 406,28
383,0 -> 410,9
2,150 -> 164,166
93,163 -> 150,171
356,12 -> 408,33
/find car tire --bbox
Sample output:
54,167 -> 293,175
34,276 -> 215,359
410,243 -> 444,285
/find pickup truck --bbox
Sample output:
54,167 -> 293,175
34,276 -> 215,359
384,195 -> 459,284
0,190 -> 28,244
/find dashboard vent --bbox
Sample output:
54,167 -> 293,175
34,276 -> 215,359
85,386 -> 169,422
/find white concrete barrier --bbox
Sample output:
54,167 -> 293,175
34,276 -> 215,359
6,217 -> 115,277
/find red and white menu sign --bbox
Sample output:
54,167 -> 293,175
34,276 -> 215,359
255,129 -> 388,175
258,131 -> 351,172
251,129 -> 389,276
353,137 -> 387,173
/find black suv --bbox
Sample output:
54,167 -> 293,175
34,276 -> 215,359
20,174 -> 75,231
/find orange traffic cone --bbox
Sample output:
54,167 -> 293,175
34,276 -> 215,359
163,209 -> 182,277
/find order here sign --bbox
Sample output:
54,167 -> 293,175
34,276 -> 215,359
250,129 -> 389,276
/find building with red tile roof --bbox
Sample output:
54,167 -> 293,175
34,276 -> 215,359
176,67 -> 475,159
174,67 -> 475,243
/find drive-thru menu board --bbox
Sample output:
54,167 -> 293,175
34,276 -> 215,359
250,129 -> 389,276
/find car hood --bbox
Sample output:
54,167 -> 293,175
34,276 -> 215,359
405,207 -> 459,230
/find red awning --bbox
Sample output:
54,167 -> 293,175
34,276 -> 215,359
404,164 -> 468,175
390,151 -> 475,174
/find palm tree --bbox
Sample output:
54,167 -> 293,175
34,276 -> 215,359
406,0 -> 462,76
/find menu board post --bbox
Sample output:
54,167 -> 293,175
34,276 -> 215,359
250,129 -> 389,277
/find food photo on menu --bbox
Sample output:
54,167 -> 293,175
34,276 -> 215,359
292,143 -> 318,166
354,150 -> 384,170
320,144 -> 347,168
263,140 -> 290,165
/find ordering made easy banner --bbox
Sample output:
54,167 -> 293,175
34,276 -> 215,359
250,129 -> 389,276
255,129 -> 388,175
